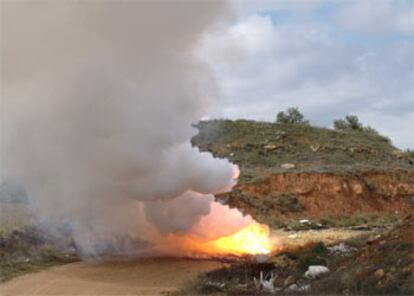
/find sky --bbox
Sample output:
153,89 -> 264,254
201,0 -> 414,149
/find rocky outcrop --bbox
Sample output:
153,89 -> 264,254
218,171 -> 414,221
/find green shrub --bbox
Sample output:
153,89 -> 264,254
334,114 -> 363,131
276,107 -> 309,125
333,115 -> 387,141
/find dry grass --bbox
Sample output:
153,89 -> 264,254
0,202 -> 33,234
192,119 -> 413,179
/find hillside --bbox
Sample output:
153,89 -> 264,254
192,120 -> 413,179
186,120 -> 414,295
192,120 -> 414,227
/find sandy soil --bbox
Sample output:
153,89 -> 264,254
0,258 -> 224,296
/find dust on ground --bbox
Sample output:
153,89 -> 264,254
0,258 -> 224,296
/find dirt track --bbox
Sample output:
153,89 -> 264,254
0,258 -> 224,296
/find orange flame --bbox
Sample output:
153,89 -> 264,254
158,219 -> 276,257
200,221 -> 273,256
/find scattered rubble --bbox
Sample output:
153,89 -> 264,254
200,280 -> 225,293
328,243 -> 357,257
304,265 -> 330,279
254,271 -> 278,293
286,282 -> 310,293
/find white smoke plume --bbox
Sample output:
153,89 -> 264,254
0,1 -> 254,258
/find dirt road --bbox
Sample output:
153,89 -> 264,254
0,228 -> 371,296
0,258 -> 224,296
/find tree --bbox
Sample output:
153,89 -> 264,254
276,107 -> 309,125
333,114 -> 363,131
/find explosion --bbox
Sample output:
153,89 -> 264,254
194,221 -> 273,256
2,1 -> 280,260
152,193 -> 278,257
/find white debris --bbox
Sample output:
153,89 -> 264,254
299,219 -> 310,224
328,243 -> 357,257
288,233 -> 299,239
254,271 -> 278,293
281,163 -> 295,169
264,144 -> 278,150
286,283 -> 310,292
204,281 -> 225,290
304,265 -> 330,279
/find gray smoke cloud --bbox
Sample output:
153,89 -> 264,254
1,1 -> 250,258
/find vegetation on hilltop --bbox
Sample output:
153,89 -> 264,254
192,118 -> 413,182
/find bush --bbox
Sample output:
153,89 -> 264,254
333,115 -> 363,131
276,107 -> 309,125
333,115 -> 384,137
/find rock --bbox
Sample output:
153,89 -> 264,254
264,144 -> 278,150
284,275 -> 296,287
281,163 -> 295,169
374,269 -> 385,279
304,266 -> 330,279
328,243 -> 357,257
352,183 -> 363,195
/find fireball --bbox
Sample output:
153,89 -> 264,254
203,221 -> 273,256
153,200 -> 278,257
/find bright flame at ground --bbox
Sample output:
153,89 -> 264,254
170,220 -> 275,257
152,199 -> 278,257
205,221 -> 273,256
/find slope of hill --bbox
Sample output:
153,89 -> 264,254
186,120 -> 413,296
192,120 -> 414,227
192,119 -> 413,177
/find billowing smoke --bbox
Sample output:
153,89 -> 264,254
0,1 -> 255,258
